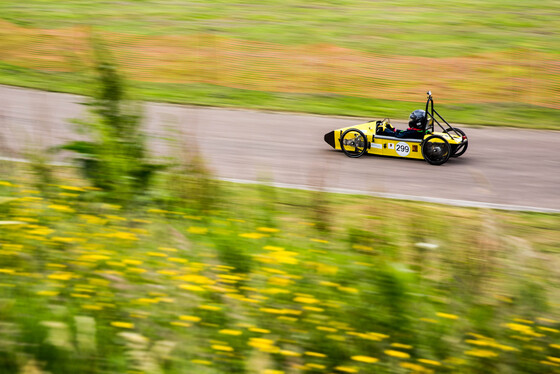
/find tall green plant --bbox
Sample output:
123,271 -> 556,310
59,40 -> 163,204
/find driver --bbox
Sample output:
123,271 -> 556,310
376,110 -> 426,139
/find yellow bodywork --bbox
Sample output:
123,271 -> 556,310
332,122 -> 463,160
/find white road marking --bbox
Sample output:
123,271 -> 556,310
219,177 -> 560,214
2,159 -> 559,214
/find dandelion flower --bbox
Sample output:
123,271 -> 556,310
351,356 -> 378,363
305,351 -> 326,358
111,321 -> 134,329
400,362 -> 426,371
418,359 -> 441,366
384,350 -> 410,359
219,329 -> 243,336
465,349 -> 498,358
211,345 -> 233,352
334,366 -> 357,373
436,312 -> 459,320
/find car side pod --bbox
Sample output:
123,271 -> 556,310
324,131 -> 336,148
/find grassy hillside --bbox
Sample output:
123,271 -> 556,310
0,0 -> 559,128
1,0 -> 559,57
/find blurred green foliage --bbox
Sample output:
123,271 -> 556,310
57,42 -> 164,205
0,164 -> 559,373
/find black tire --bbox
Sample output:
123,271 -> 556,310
445,127 -> 468,157
422,135 -> 451,165
340,129 -> 368,158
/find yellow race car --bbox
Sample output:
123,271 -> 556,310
324,92 -> 468,165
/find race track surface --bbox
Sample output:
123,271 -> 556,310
1,85 -> 559,212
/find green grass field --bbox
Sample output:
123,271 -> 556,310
0,161 -> 559,374
1,0 -> 559,56
1,0 -> 559,128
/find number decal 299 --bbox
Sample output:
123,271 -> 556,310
395,142 -> 411,157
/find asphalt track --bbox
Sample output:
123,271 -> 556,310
1,85 -> 560,212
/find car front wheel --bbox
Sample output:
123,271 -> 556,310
422,135 -> 451,165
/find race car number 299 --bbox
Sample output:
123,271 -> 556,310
395,142 -> 410,157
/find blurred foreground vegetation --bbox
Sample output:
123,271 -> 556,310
0,159 -> 559,373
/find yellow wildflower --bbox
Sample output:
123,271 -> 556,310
263,245 -> 284,251
303,306 -> 324,312
334,366 -> 357,373
249,338 -> 279,353
351,356 -> 379,363
420,318 -> 438,324
59,185 -> 85,192
436,312 -> 459,320
338,286 -> 359,294
82,305 -> 103,310
257,227 -> 280,233
239,232 -> 267,239
170,322 -> 191,328
219,329 -> 243,336
211,345 -> 233,352
279,350 -> 301,357
188,227 -> 208,234
127,268 -> 146,274
147,252 -> 168,257
249,327 -> 270,334
310,238 -> 328,244
179,284 -> 205,292
198,305 -> 221,311
111,321 -> 134,329
513,318 -> 533,324
47,272 -> 74,281
465,349 -> 498,358
36,290 -> 59,296
294,296 -> 319,304
317,326 -> 337,333
180,315 -> 201,322
191,359 -> 212,365
384,350 -> 410,359
505,323 -> 544,337
305,351 -> 326,358
106,232 -> 138,240
400,362 -> 427,371
418,359 -> 441,366
48,204 -> 75,213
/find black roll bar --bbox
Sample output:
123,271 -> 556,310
424,91 -> 461,137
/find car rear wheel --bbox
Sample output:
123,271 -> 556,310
422,135 -> 451,165
340,129 -> 368,158
445,127 -> 468,157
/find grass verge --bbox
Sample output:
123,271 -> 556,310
1,62 -> 559,130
